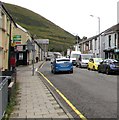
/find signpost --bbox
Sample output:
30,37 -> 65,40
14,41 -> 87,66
26,39 -> 49,75
27,40 -> 35,76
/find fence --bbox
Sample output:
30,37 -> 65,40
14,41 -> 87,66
0,76 -> 10,120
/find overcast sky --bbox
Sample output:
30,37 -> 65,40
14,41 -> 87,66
1,0 -> 119,38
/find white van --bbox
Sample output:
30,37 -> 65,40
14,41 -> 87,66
76,54 -> 93,68
70,51 -> 81,65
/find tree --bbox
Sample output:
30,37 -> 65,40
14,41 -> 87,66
82,36 -> 87,40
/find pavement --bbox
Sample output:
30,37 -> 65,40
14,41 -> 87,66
10,61 -> 73,119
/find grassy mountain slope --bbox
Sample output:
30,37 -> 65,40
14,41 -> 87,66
4,3 -> 75,52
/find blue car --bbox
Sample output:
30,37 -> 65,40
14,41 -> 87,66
51,57 -> 73,74
98,59 -> 119,74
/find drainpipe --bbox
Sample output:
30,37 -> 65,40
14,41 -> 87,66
8,21 -> 12,71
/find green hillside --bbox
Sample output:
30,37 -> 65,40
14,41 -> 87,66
4,2 -> 75,52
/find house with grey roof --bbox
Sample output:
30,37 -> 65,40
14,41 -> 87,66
79,35 -> 100,58
101,23 -> 119,59
79,23 -> 119,60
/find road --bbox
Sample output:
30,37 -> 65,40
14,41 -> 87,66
39,61 -> 117,119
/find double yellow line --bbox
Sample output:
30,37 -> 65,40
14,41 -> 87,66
38,62 -> 87,120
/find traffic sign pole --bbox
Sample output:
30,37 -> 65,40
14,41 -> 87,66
27,40 -> 35,76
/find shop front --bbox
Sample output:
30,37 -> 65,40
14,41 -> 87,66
103,48 -> 119,60
15,45 -> 28,66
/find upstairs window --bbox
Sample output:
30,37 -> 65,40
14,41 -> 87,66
95,38 -> 97,50
114,34 -> 116,47
0,12 -> 2,28
90,40 -> 92,50
108,35 -> 111,47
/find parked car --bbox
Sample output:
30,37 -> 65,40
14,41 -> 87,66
45,55 -> 52,61
87,58 -> 103,70
70,51 -> 81,66
51,57 -> 73,74
76,54 -> 93,68
98,59 -> 119,74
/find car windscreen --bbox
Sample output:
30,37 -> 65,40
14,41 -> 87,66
109,59 -> 118,63
82,55 -> 93,60
71,54 -> 79,58
94,58 -> 102,63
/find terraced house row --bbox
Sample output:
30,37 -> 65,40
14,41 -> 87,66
79,23 -> 119,60
78,1 -> 119,60
0,1 -> 16,74
0,1 -> 48,119
0,1 -> 42,77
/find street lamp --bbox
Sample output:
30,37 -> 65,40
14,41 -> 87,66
90,15 -> 100,35
90,15 -> 101,57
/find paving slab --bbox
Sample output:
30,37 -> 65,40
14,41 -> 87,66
9,62 -> 73,119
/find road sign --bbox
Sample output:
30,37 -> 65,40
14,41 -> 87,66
11,42 -> 16,47
26,40 -> 35,51
16,46 -> 23,51
13,35 -> 21,45
35,39 -> 49,44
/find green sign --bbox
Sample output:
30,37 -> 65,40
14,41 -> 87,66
13,35 -> 21,42
13,35 -> 21,38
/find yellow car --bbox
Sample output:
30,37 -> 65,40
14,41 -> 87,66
87,58 -> 103,70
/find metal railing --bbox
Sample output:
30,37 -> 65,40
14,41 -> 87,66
0,76 -> 10,120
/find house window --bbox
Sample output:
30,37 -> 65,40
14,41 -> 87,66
0,12 -> 2,28
85,42 -> 89,50
109,35 -> 111,47
90,40 -> 92,50
98,36 -> 100,49
118,32 -> 119,48
114,34 -> 116,47
1,12 -> 5,30
95,38 -> 97,50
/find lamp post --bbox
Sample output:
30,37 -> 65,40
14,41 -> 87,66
90,15 -> 100,34
90,15 -> 101,57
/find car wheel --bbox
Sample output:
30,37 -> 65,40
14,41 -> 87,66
79,64 -> 81,68
98,66 -> 101,73
76,64 -> 78,67
106,67 -> 110,75
53,69 -> 56,74
93,66 -> 95,71
70,70 -> 73,73
87,65 -> 90,70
